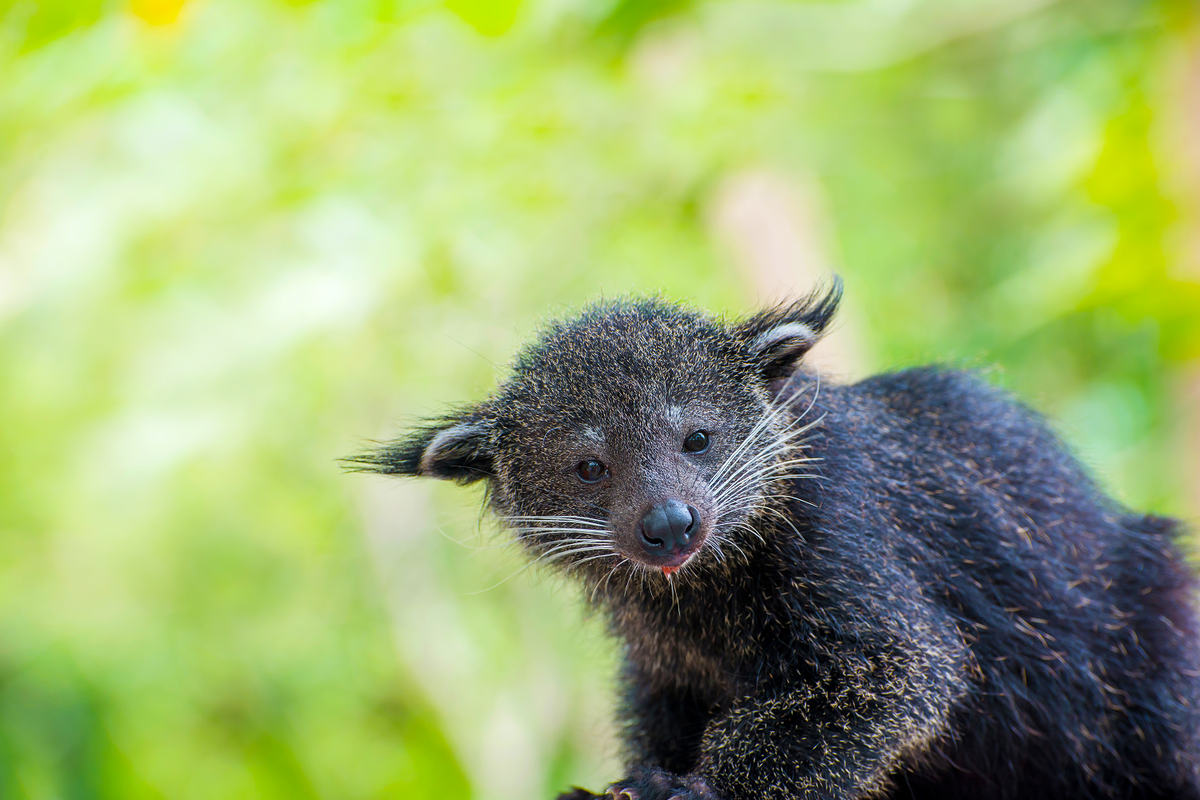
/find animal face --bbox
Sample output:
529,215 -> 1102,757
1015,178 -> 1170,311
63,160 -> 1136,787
352,283 -> 841,588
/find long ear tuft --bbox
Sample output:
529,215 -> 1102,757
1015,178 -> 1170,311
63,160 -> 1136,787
343,411 -> 496,484
736,276 -> 843,380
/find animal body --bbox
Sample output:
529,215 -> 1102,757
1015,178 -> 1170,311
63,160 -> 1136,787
353,282 -> 1200,799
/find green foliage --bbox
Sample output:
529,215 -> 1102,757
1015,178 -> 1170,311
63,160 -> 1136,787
445,0 -> 522,36
0,0 -> 1196,797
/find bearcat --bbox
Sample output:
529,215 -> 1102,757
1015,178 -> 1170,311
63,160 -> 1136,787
351,281 -> 1200,800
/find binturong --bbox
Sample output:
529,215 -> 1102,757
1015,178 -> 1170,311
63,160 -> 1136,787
349,281 -> 1200,800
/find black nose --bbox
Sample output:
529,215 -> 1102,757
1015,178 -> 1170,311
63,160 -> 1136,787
639,500 -> 701,557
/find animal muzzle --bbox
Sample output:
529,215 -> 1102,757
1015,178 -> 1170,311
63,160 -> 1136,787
638,499 -> 702,560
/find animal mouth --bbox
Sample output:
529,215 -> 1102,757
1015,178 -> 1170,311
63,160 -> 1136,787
650,543 -> 703,576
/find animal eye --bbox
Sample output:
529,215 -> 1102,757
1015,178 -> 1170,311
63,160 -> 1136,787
683,430 -> 710,454
576,459 -> 607,483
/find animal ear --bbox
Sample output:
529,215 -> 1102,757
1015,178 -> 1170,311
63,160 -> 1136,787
345,411 -> 496,484
736,277 -> 842,381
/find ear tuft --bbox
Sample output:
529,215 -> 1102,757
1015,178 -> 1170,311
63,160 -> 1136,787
749,322 -> 818,367
418,421 -> 494,480
343,413 -> 496,484
737,276 -> 843,380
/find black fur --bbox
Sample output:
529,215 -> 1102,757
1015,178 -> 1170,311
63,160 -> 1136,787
353,283 -> 1200,799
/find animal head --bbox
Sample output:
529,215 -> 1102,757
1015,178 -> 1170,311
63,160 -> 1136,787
353,280 -> 840,591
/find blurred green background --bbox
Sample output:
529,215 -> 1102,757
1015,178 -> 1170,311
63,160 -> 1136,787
2,0 -> 1199,797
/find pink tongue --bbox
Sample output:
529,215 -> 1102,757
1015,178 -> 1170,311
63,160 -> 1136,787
662,566 -> 678,576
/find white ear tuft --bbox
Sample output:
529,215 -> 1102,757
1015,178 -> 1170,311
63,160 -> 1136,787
419,421 -> 493,479
751,322 -> 817,359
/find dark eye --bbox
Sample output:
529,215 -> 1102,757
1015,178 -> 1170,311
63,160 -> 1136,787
576,459 -> 607,483
683,430 -> 710,454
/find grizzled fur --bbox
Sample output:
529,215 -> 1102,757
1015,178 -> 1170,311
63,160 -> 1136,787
352,283 -> 1200,800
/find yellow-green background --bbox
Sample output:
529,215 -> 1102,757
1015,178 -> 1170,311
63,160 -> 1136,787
2,0 -> 1198,797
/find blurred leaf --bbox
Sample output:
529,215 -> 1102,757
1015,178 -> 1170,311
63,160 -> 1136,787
594,0 -> 692,45
5,0 -> 109,51
1082,94 -> 1200,361
129,0 -> 186,26
445,0 -> 521,36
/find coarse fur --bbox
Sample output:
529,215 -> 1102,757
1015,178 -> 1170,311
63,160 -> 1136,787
350,281 -> 1200,800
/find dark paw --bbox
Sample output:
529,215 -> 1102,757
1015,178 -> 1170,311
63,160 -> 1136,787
607,765 -> 721,800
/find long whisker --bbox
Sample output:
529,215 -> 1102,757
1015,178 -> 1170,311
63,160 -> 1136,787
591,559 -> 628,604
705,372 -> 826,562
503,515 -> 610,528
709,412 -> 823,500
511,527 -> 611,538
431,524 -> 513,550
